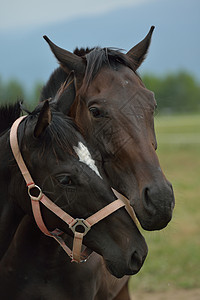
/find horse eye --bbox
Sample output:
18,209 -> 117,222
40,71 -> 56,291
57,175 -> 72,186
89,107 -> 102,118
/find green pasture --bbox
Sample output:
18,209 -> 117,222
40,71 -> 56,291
130,114 -> 200,292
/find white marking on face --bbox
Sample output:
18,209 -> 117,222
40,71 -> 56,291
73,142 -> 102,178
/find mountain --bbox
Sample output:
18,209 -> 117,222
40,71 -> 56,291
0,0 -> 199,90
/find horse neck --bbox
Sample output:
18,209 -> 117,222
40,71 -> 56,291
40,67 -> 69,101
4,216 -> 74,268
0,132 -> 14,208
0,132 -> 24,260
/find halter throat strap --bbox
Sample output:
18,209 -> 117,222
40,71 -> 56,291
10,116 -> 126,263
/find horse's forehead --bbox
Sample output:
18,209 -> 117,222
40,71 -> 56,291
85,67 -> 155,110
73,142 -> 102,178
88,66 -> 142,95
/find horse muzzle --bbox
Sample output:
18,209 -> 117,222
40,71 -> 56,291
133,180 -> 175,231
104,234 -> 148,278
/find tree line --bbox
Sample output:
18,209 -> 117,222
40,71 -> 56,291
143,71 -> 200,113
0,77 -> 43,111
0,71 -> 200,114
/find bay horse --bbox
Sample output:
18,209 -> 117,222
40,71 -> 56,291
41,26 -> 175,232
0,75 -> 147,299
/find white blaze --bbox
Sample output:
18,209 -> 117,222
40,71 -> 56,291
73,142 -> 102,178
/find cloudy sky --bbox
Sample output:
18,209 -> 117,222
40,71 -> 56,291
0,0 -> 153,32
1,0 -> 199,89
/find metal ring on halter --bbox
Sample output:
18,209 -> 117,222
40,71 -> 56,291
69,218 -> 91,236
28,184 -> 43,201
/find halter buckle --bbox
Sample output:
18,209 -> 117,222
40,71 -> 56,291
28,184 -> 43,201
69,218 -> 91,236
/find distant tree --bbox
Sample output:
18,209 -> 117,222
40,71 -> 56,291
0,77 -> 5,103
0,78 -> 44,111
27,81 -> 44,110
142,72 -> 200,113
0,78 -> 25,105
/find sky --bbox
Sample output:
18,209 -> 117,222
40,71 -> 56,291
0,0 -> 152,32
0,0 -> 199,90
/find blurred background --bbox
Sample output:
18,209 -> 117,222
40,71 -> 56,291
0,0 -> 199,299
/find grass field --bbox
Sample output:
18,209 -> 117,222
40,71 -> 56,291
129,114 -> 200,292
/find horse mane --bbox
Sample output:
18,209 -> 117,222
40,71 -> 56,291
40,68 -> 68,101
40,47 -> 135,101
73,47 -> 93,57
0,101 -> 81,160
0,102 -> 21,135
82,47 -> 134,91
19,104 -> 80,157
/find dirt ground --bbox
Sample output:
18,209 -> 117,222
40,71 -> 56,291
131,289 -> 200,300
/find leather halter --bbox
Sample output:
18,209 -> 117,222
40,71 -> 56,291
10,116 -> 128,263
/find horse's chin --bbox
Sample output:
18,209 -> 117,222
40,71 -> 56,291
104,259 -> 142,279
105,262 -> 126,278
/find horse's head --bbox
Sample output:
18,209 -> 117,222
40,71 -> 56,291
10,74 -> 147,278
43,27 -> 175,231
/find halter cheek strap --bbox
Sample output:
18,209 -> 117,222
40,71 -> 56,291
10,116 -> 127,263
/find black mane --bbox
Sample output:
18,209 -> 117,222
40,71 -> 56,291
0,102 -> 21,135
40,47 -> 135,101
82,47 -> 134,90
19,105 -> 80,157
40,68 -> 68,101
73,47 -> 93,57
0,100 -> 81,158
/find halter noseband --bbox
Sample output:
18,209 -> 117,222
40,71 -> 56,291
10,116 -> 127,263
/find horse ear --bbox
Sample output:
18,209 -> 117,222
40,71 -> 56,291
34,100 -> 52,138
52,71 -> 76,115
126,26 -> 155,70
43,35 -> 86,87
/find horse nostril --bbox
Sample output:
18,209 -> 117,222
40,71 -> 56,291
139,183 -> 175,230
142,187 -> 156,215
129,251 -> 146,274
167,182 -> 175,211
